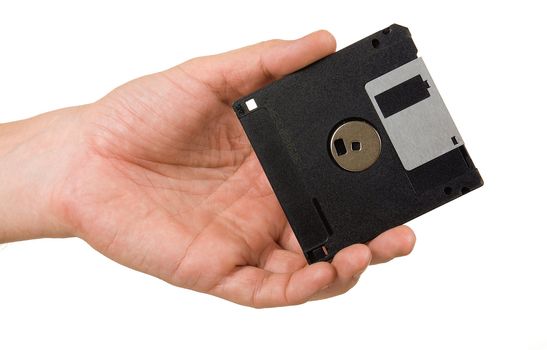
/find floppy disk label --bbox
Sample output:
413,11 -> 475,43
365,57 -> 463,171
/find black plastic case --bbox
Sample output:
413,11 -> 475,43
232,24 -> 483,263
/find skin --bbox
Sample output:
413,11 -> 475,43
0,31 -> 415,307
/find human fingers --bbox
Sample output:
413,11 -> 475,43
210,262 -> 336,308
367,225 -> 416,264
310,243 -> 372,300
179,30 -> 336,102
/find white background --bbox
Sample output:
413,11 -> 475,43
1,1 -> 546,349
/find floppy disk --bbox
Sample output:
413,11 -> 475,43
232,24 -> 483,264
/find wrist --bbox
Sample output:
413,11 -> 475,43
0,107 -> 85,242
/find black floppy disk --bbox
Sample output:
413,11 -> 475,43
232,24 -> 483,264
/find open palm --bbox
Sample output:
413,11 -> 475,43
57,31 -> 415,307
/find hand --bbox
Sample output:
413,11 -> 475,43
0,31 -> 415,307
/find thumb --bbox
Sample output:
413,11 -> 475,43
173,30 -> 337,102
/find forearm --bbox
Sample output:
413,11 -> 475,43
0,108 -> 81,243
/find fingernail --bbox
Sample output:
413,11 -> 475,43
320,284 -> 331,291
